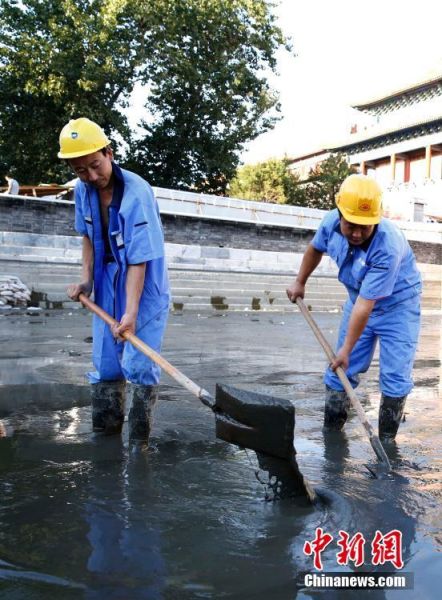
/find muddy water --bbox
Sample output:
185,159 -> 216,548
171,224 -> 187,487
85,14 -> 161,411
0,308 -> 440,599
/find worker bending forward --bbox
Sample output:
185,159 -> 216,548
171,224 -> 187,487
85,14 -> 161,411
59,118 -> 170,443
287,174 -> 422,440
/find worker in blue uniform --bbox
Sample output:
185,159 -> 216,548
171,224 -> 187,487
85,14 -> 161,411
59,118 -> 170,443
286,174 -> 422,441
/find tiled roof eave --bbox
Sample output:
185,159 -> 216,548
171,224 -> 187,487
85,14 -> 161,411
328,117 -> 442,153
352,75 -> 442,109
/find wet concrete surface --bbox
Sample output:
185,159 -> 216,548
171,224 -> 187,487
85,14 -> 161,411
0,307 -> 441,599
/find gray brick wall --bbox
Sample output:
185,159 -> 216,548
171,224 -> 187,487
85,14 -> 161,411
161,214 -> 315,253
0,196 -> 440,264
0,197 -> 75,235
409,240 -> 442,265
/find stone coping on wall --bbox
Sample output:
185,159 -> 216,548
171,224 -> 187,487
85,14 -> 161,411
1,190 -> 441,244
154,187 -> 442,245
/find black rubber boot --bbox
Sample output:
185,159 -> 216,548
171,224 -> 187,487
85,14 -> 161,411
324,385 -> 350,431
91,380 -> 126,434
127,382 -> 158,443
379,394 -> 407,441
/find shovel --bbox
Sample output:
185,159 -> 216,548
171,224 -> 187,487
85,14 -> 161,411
78,294 -> 297,461
296,297 -> 392,474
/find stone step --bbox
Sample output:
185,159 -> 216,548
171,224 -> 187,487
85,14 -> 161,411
169,278 -> 347,290
171,292 -> 440,309
169,302 -> 340,312
0,231 -> 439,272
0,248 -> 81,265
0,252 -> 439,311
170,297 -> 341,312
422,299 -> 442,308
171,288 -> 347,300
22,284 -> 346,305
173,269 -> 439,287
0,231 -> 81,250
26,284 -> 439,311
2,247 -> 438,285
421,285 -> 442,298
1,252 -> 440,303
34,280 -> 346,298
0,245 -> 81,260
168,269 -> 332,282
3,258 -> 437,299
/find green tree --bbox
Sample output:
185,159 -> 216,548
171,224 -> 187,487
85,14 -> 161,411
0,0 -> 139,183
229,157 -> 299,204
126,0 -> 288,195
286,153 -> 356,210
0,0 -> 290,190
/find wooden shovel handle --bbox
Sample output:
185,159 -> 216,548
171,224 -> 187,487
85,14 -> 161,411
296,297 -> 391,469
78,293 -> 215,409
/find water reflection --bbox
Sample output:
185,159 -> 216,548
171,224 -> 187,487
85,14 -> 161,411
322,429 -> 350,478
85,441 -> 166,599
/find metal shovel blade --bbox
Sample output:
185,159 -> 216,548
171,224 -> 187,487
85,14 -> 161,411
214,384 -> 295,459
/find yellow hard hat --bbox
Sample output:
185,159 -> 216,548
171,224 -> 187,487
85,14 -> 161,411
336,174 -> 383,225
58,118 -> 110,159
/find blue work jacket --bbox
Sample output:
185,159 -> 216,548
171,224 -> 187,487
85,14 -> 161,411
74,163 -> 170,324
312,209 -> 422,312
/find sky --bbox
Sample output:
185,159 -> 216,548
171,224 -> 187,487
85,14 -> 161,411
240,0 -> 442,164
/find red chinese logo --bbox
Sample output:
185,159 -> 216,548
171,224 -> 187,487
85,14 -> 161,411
303,528 -> 404,570
336,530 -> 366,567
371,529 -> 404,569
303,527 -> 334,570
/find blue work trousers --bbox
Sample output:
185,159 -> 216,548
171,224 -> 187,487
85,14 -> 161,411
324,295 -> 421,397
88,262 -> 168,385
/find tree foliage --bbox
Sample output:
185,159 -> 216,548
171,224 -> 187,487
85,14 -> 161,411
229,158 -> 299,204
125,0 -> 287,194
229,153 -> 356,210
286,153 -> 357,210
0,0 -> 289,190
0,0 -> 138,183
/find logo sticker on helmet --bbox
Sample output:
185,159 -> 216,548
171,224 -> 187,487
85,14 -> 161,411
358,201 -> 371,212
71,132 -> 78,139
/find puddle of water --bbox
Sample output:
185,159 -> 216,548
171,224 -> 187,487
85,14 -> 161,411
0,310 -> 440,599
0,384 -> 89,419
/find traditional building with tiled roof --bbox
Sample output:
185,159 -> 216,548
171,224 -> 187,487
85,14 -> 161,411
289,72 -> 442,222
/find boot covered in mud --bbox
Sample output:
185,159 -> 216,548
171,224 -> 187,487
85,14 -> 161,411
324,385 -> 350,431
127,382 -> 158,443
91,380 -> 126,434
379,394 -> 407,441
